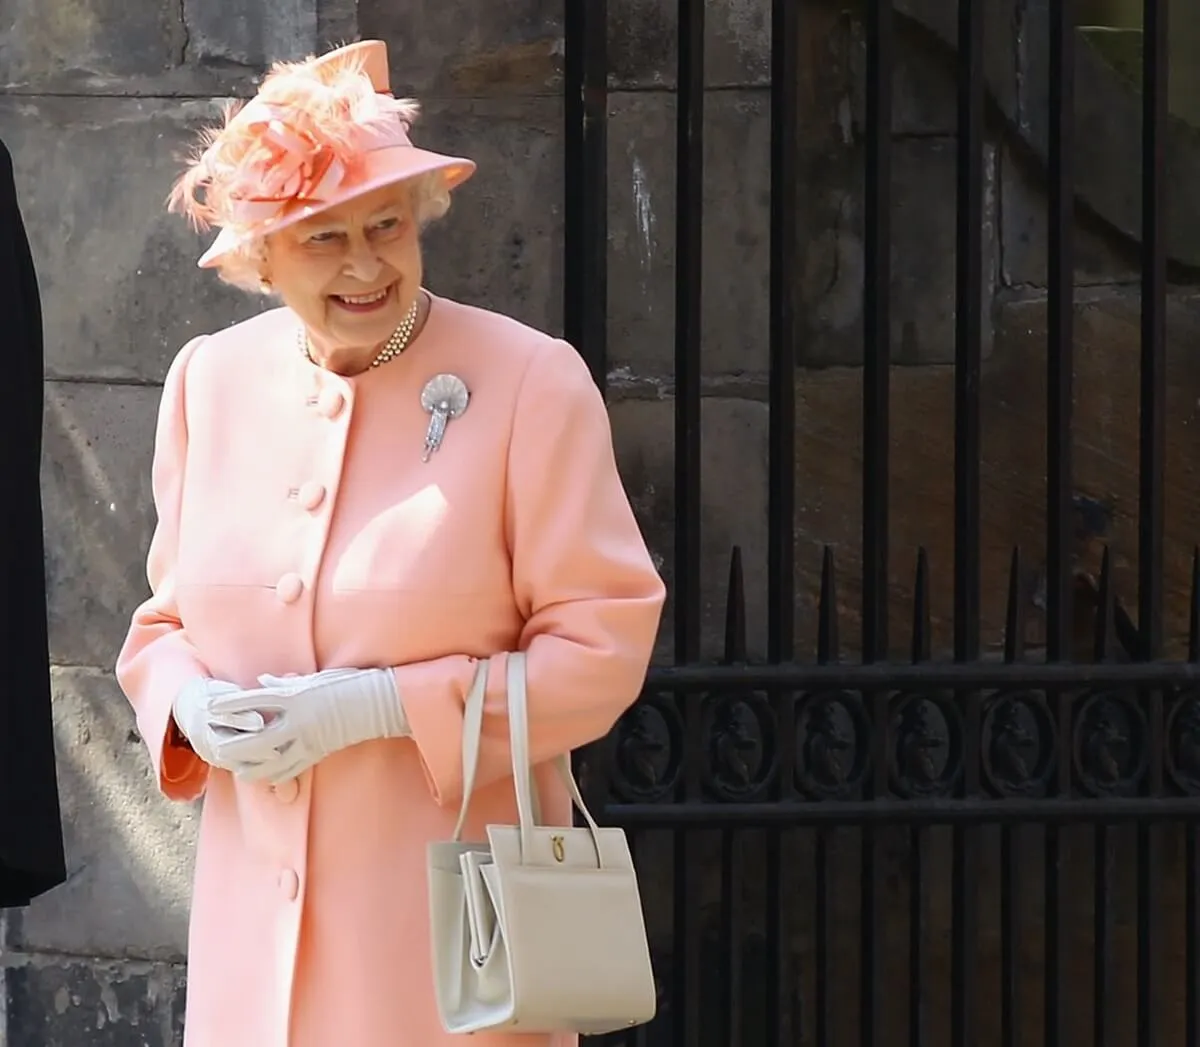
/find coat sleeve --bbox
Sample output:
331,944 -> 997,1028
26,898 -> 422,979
114,335 -> 212,802
397,338 -> 666,806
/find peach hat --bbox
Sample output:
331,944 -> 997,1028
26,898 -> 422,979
169,40 -> 475,269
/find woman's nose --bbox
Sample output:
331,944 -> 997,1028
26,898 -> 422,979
342,244 -> 384,283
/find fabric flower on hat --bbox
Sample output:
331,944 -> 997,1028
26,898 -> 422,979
168,54 -> 417,234
214,102 -> 350,226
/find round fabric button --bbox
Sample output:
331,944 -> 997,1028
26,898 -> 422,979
275,574 -> 303,604
273,778 -> 300,803
316,388 -> 345,419
297,481 -> 326,511
278,868 -> 300,900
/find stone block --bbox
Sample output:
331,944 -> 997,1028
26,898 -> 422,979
41,381 -> 161,670
609,396 -> 769,663
4,669 -> 197,962
607,0 -> 770,89
0,97 -> 269,384
844,17 -> 960,136
359,0 -> 564,97
894,0 -> 1020,122
183,0 -> 317,69
797,136 -> 999,367
417,96 -> 565,336
317,0 -> 358,54
607,89 -> 772,380
2,957 -> 185,1047
999,144 -> 1140,288
1015,6 -> 1200,270
0,0 -> 185,87
781,287 -> 1200,661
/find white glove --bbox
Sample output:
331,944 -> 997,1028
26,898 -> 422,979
208,667 -> 411,785
171,677 -> 286,774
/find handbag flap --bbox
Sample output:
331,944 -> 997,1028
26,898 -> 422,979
486,823 -> 635,871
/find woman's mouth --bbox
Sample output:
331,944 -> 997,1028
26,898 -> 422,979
331,285 -> 394,313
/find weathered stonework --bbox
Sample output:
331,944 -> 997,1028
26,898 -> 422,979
416,96 -> 566,336
2,956 -> 186,1047
40,380 -> 171,669
0,0 -> 187,87
5,669 -> 196,963
0,97 -> 268,384
606,89 -> 773,380
359,0 -> 564,97
183,0 -> 317,69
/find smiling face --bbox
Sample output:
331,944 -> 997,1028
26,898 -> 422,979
262,180 -> 424,367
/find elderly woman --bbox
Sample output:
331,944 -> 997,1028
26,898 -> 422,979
115,39 -> 664,1047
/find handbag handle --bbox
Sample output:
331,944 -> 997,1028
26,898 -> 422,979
506,652 -> 605,866
450,653 -> 606,866
451,655 -> 544,841
451,657 -> 490,842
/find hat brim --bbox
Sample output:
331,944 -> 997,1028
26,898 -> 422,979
196,145 -> 476,269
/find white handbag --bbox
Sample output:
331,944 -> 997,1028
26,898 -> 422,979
427,652 -> 657,1035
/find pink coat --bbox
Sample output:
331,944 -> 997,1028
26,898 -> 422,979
115,294 -> 665,1047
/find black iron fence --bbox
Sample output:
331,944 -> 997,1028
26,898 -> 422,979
564,1 -> 1192,1045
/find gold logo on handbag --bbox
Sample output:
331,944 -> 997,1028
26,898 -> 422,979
551,835 -> 565,863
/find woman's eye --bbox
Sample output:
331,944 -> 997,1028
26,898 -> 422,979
307,231 -> 340,244
372,217 -> 402,233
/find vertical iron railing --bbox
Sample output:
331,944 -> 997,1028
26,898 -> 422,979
1138,3 -> 1168,1045
1045,1 -> 1075,1041
673,3 -> 704,1046
767,0 -> 800,1040
563,0 -> 1186,1044
860,6 -> 892,1046
563,0 -> 607,390
951,3 -> 984,1044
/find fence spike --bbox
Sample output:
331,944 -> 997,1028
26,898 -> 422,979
818,545 -> 840,664
723,545 -> 747,665
1189,546 -> 1200,663
1094,545 -> 1115,662
912,547 -> 931,664
1004,545 -> 1025,664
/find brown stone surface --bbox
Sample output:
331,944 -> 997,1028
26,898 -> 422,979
798,136 -> 998,368
606,89 -> 772,380
358,0 -> 563,97
612,288 -> 1200,666
789,289 -> 1200,661
894,0 -> 1021,121
999,144 -> 1140,288
611,396 -> 770,664
630,821 -> 1192,1045
606,0 -> 771,89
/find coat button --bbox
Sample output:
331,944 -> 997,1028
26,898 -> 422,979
297,481 -> 326,511
275,574 -> 303,604
278,868 -> 300,900
316,388 -> 345,419
273,778 -> 299,803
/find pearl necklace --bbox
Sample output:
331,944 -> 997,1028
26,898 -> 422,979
298,295 -> 421,369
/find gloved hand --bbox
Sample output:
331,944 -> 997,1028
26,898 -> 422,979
171,677 -> 284,774
208,667 -> 410,785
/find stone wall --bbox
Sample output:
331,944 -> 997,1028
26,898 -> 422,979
3,0 -> 1200,1042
